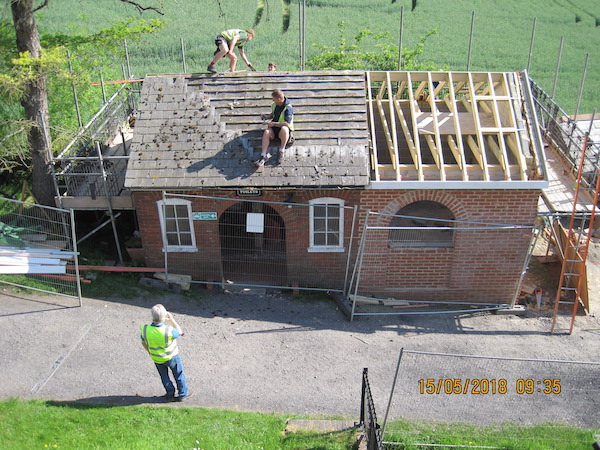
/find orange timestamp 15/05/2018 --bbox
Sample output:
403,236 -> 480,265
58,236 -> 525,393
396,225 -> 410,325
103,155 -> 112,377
418,378 -> 562,395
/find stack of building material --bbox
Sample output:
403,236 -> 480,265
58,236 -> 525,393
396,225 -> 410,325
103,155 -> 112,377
0,247 -> 75,274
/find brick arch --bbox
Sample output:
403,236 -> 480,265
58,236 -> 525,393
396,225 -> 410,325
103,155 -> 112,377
375,191 -> 468,226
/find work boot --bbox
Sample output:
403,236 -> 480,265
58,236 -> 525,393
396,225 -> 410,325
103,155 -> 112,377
177,391 -> 194,402
285,134 -> 295,148
207,64 -> 217,74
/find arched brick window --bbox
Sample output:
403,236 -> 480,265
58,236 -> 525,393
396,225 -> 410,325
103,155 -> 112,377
388,200 -> 454,248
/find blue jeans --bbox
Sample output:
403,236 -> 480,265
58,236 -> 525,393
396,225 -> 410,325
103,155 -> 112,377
154,354 -> 188,397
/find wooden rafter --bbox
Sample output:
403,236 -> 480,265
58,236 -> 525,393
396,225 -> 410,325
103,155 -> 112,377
366,72 -> 380,181
503,73 -> 529,180
406,72 -> 424,181
446,73 -> 468,180
486,72 -> 511,180
426,72 -> 446,181
386,72 -> 401,180
393,90 -> 419,173
466,73 -> 491,181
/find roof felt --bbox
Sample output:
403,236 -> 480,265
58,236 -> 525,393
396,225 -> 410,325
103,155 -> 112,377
124,71 -> 370,190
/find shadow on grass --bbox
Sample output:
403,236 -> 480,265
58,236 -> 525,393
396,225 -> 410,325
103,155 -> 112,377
47,395 -> 178,409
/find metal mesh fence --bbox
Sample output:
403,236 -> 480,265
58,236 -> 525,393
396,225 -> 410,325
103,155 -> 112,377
348,212 -> 538,318
0,198 -> 80,303
163,193 -> 357,292
379,349 -> 600,448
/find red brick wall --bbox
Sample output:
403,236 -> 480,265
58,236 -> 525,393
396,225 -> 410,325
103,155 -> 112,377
132,188 -> 539,303
356,189 -> 540,303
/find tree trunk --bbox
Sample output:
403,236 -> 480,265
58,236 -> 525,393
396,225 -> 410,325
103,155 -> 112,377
11,0 -> 55,206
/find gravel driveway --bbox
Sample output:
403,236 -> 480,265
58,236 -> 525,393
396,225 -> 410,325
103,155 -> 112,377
2,286 -> 599,428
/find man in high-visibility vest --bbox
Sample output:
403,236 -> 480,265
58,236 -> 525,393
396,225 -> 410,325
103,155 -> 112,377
208,28 -> 255,73
255,89 -> 294,167
140,304 -> 191,401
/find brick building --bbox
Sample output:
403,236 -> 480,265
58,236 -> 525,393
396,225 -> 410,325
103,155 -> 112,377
124,70 -> 547,307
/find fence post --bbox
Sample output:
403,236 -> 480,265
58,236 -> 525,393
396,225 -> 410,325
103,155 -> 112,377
466,11 -> 475,70
343,205 -> 359,297
381,347 -> 404,440
99,68 -> 107,104
397,5 -> 404,70
70,208 -> 83,307
66,50 -> 82,128
526,17 -> 537,73
124,39 -> 132,79
551,36 -> 564,99
573,53 -> 589,121
180,37 -> 187,73
360,368 -> 367,425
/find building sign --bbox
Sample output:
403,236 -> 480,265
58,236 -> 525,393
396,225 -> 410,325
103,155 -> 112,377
246,213 -> 264,233
237,189 -> 262,197
193,212 -> 217,221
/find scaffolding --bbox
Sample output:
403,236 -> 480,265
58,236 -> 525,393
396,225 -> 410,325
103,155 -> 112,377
50,84 -> 140,263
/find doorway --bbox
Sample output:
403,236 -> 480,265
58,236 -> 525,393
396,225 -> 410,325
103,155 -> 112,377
219,202 -> 287,285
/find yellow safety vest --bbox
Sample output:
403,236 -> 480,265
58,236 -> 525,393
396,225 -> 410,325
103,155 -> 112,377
221,29 -> 247,47
141,324 -> 179,364
271,102 -> 294,131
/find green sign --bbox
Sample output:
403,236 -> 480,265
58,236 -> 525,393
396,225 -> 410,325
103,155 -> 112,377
193,212 -> 217,220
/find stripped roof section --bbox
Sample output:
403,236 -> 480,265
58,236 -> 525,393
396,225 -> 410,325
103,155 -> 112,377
367,71 -> 545,183
124,71 -> 370,190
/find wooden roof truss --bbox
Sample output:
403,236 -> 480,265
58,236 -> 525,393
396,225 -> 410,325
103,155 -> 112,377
367,71 -> 534,182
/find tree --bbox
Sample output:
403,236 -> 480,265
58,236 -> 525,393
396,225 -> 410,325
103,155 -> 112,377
7,0 -> 163,206
10,0 -> 53,206
308,22 -> 441,72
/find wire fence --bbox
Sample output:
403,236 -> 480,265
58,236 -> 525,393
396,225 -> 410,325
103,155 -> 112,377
0,198 -> 81,304
379,349 -> 600,449
347,211 -> 539,319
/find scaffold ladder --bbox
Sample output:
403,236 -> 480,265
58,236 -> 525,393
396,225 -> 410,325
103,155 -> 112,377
551,133 -> 600,334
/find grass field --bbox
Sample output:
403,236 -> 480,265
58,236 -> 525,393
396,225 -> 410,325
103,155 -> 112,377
33,0 -> 598,115
0,399 -> 598,449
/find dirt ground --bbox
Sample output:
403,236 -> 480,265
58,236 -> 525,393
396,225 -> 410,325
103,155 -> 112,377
2,280 -> 599,429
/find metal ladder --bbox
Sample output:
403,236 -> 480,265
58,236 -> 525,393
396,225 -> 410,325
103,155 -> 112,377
550,133 -> 600,334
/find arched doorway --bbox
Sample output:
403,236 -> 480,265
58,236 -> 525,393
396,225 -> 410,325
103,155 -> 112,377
219,202 -> 287,285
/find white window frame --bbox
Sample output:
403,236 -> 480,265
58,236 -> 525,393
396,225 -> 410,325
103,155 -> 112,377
157,198 -> 197,252
308,197 -> 345,253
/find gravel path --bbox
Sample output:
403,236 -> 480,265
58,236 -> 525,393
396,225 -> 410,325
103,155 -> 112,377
2,287 -> 599,428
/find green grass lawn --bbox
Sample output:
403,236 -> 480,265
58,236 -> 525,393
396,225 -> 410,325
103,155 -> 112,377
1,399 -> 597,449
34,0 -> 599,115
0,399 -> 355,450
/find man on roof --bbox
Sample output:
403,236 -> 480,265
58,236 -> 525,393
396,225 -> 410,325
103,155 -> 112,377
255,89 -> 294,167
208,29 -> 255,73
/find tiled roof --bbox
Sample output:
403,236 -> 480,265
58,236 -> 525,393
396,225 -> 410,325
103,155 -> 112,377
124,71 -> 370,190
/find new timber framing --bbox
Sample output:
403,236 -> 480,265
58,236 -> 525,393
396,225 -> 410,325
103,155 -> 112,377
366,70 -> 547,189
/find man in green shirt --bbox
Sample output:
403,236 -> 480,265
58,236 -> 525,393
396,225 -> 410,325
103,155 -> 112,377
208,29 -> 255,73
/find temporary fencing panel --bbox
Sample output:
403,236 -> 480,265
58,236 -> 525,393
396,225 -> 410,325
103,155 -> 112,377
379,349 -> 600,448
161,193 -> 357,293
0,198 -> 81,304
347,211 -> 539,319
